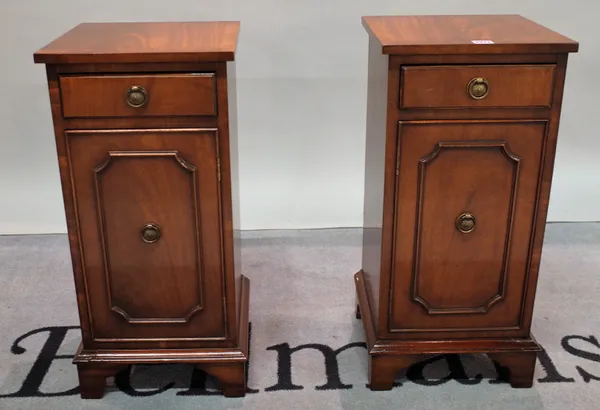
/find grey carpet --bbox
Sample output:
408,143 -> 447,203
0,223 -> 599,409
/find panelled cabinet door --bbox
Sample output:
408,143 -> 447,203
67,128 -> 227,343
390,120 -> 546,337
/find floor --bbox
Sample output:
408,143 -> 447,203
0,223 -> 599,409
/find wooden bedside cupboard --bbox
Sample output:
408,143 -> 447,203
34,22 -> 249,398
354,15 -> 578,390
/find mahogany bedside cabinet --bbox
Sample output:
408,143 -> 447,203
34,22 -> 249,398
354,15 -> 578,390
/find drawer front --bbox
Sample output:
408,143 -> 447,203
400,65 -> 555,109
67,128 -> 227,342
60,73 -> 216,118
390,120 -> 546,337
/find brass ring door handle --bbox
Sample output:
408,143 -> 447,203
126,85 -> 148,108
456,213 -> 476,234
140,223 -> 161,243
467,77 -> 489,99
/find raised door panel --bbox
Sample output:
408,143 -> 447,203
67,128 -> 227,342
390,121 -> 546,337
96,151 -> 203,324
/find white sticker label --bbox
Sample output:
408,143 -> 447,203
471,40 -> 494,44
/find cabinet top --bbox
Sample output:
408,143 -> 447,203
34,21 -> 240,64
362,15 -> 578,55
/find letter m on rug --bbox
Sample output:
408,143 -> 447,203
265,342 -> 367,391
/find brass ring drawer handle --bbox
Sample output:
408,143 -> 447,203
126,85 -> 149,108
140,223 -> 161,243
467,77 -> 489,99
456,213 -> 476,234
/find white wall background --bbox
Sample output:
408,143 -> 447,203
0,0 -> 597,234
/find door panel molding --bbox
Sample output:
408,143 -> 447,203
412,141 -> 521,315
94,150 -> 205,324
387,120 -> 547,336
65,128 -> 229,342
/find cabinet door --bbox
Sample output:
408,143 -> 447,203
389,120 -> 546,337
67,128 -> 227,343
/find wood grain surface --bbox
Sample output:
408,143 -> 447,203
357,14 -> 578,391
34,22 -> 240,64
37,21 -> 248,398
400,64 -> 555,108
362,15 -> 578,55
60,73 -> 217,117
